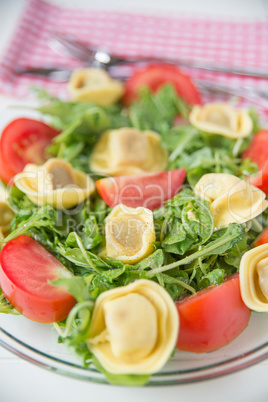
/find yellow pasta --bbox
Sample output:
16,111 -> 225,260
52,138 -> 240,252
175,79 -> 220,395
87,279 -> 179,374
194,173 -> 268,229
90,127 -> 168,176
68,68 -> 124,106
103,204 -> 155,264
189,102 -> 253,139
14,158 -> 95,209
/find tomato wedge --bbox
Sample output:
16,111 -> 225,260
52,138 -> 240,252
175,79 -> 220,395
0,118 -> 59,184
176,273 -> 251,353
96,169 -> 186,210
123,64 -> 201,106
0,235 -> 76,323
254,226 -> 268,247
242,129 -> 268,194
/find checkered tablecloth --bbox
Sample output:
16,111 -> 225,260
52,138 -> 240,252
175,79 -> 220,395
0,0 -> 268,108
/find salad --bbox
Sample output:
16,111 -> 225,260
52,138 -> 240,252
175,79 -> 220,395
0,63 -> 268,386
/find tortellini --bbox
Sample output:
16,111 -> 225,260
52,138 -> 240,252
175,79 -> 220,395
189,102 -> 253,139
0,186 -> 14,242
14,158 -> 95,209
239,244 -> 268,312
68,68 -> 124,106
104,204 -> 155,264
89,127 -> 168,176
194,173 -> 268,229
87,279 -> 179,375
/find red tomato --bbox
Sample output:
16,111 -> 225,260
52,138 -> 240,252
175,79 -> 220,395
176,273 -> 251,353
249,163 -> 268,195
96,169 -> 186,210
123,64 -> 202,106
0,118 -> 59,184
0,235 -> 76,323
242,130 -> 268,195
0,151 -> 13,184
243,130 -> 268,169
254,226 -> 268,247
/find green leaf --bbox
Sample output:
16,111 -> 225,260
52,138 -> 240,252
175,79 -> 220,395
51,276 -> 91,302
57,245 -> 108,272
129,85 -> 187,134
160,189 -> 213,255
135,249 -> 165,271
166,120 -> 257,183
198,268 -> 225,289
161,273 -> 196,294
81,215 -> 103,250
57,300 -> 94,344
0,288 -> 20,315
147,223 -> 244,276
101,266 -> 126,283
3,205 -> 58,243
92,356 -> 150,386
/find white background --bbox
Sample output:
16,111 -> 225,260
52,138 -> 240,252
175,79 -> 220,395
1,1 -> 268,402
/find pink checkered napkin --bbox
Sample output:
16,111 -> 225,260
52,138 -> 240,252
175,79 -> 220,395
1,0 -> 268,109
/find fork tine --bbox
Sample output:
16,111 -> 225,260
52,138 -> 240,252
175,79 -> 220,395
50,33 -> 96,63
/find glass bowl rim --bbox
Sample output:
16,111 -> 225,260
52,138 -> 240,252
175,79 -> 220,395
1,322 -> 268,386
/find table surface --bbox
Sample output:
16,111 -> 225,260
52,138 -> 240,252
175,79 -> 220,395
1,1 -> 268,401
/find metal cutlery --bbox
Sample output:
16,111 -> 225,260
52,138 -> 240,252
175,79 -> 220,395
13,33 -> 268,108
14,65 -> 268,109
47,33 -> 268,79
14,66 -> 73,82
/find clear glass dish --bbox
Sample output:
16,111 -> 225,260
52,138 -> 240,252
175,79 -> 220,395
1,99 -> 268,387
1,311 -> 268,385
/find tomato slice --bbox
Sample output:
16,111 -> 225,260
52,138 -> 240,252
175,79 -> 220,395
242,130 -> 268,194
96,169 -> 186,210
123,64 -> 202,106
0,118 -> 59,184
248,162 -> 268,195
243,130 -> 268,169
0,150 -> 14,185
0,235 -> 76,323
254,226 -> 268,247
176,273 -> 251,353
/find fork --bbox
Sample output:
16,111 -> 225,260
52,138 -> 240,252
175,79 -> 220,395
14,65 -> 268,110
48,33 -> 268,79
13,33 -> 268,108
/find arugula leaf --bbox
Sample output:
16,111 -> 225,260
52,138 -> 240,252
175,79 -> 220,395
129,85 -> 189,134
160,273 -> 196,295
51,276 -> 92,303
0,288 -> 19,315
165,125 -> 258,187
197,268 -> 225,289
28,89 -> 129,171
92,356 -> 150,386
3,205 -> 58,243
53,300 -> 94,367
158,189 -> 213,255
135,249 -> 165,271
147,223 -> 244,277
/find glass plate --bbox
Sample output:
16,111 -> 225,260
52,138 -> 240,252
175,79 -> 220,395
1,102 -> 268,387
1,311 -> 268,385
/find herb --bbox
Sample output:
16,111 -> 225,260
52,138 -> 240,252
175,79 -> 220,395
3,205 -> 58,243
147,223 -> 244,277
0,288 -> 19,315
93,356 -> 150,386
154,189 -> 213,255
54,300 -> 94,367
29,89 -> 129,172
129,85 -> 189,134
164,126 -> 258,187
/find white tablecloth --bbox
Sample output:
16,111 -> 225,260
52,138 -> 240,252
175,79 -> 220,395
1,1 -> 268,401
